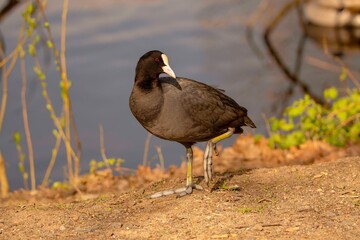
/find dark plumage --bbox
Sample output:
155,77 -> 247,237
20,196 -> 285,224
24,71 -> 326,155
129,50 -> 256,198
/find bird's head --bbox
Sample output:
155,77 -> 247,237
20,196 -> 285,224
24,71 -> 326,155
136,50 -> 176,79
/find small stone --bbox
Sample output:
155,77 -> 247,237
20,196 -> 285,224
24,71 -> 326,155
336,184 -> 346,189
312,174 -> 323,179
324,211 -> 337,218
252,224 -> 263,231
297,206 -> 312,212
111,223 -> 123,228
245,237 -> 256,240
286,227 -> 299,232
340,220 -> 354,226
59,225 -> 66,231
211,234 -> 229,239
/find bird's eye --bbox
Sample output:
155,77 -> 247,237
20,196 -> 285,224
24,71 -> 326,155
154,57 -> 160,62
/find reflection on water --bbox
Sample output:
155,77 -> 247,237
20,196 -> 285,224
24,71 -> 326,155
0,0 -> 359,189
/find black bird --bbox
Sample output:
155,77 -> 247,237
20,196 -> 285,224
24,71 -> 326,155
129,50 -> 256,198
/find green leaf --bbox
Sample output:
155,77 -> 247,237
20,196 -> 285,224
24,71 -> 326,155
28,43 -> 36,56
287,105 -> 304,118
28,17 -> 36,28
26,3 -> 34,14
18,45 -> 26,58
46,40 -> 54,49
33,66 -> 46,80
340,68 -> 347,81
267,86 -> 358,149
97,162 -> 104,168
337,112 -> 348,122
253,134 -> 262,144
269,117 -> 279,131
107,158 -> 115,166
349,122 -> 360,142
307,106 -> 318,119
52,129 -> 58,137
324,87 -> 338,101
34,35 -> 41,44
13,131 -> 21,144
278,119 -> 294,131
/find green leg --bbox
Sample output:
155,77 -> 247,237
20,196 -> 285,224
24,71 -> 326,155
204,128 -> 235,183
204,142 -> 213,184
186,147 -> 193,187
150,146 -> 203,199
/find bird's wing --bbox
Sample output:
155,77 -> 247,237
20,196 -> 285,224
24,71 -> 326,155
179,78 -> 247,129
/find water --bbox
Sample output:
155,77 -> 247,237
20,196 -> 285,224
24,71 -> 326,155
1,0 -> 359,190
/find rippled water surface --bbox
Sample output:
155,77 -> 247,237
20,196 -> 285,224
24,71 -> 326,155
1,0 -> 359,189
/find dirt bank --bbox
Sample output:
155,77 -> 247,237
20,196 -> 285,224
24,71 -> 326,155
1,156 -> 359,239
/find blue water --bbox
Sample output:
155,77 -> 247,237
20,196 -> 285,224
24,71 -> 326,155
1,0 -> 358,190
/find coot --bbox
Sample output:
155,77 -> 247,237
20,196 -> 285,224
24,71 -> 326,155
129,50 -> 256,198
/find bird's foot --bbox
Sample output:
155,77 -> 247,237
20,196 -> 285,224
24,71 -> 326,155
176,184 -> 203,198
150,184 -> 203,199
204,141 -> 214,184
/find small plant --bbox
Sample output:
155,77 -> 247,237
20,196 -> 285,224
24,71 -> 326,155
218,179 -> 240,191
13,132 -> 29,189
268,87 -> 360,149
89,158 -> 124,174
238,207 -> 253,214
51,181 -> 72,190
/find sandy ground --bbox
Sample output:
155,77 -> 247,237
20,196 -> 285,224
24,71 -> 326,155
1,156 -> 359,239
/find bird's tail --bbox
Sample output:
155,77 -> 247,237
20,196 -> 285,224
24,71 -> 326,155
244,116 -> 256,128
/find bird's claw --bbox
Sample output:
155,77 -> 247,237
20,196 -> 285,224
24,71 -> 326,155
150,184 -> 203,199
204,141 -> 214,184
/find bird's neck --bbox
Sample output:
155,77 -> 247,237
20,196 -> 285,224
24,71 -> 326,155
130,74 -> 164,127
135,71 -> 161,92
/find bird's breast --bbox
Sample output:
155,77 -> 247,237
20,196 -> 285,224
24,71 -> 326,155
129,88 -> 164,128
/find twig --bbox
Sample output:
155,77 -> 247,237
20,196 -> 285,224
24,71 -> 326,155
35,0 -> 61,71
0,48 -> 7,133
143,133 -> 152,166
321,36 -> 360,88
99,124 -> 111,171
155,145 -> 165,171
261,113 -> 272,137
293,33 -> 307,79
0,46 -> 20,68
34,0 -> 81,182
235,225 -> 250,229
20,51 -> 36,192
336,60 -> 360,88
41,132 -> 61,187
14,132 -> 28,189
60,0 -> 69,78
295,0 -> 307,32
0,47 -> 18,132
60,0 -> 75,183
70,101 -> 81,166
32,55 -> 80,174
337,113 -> 360,129
0,152 -> 9,198
262,223 -> 282,227
306,56 -> 342,74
